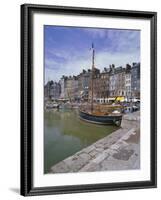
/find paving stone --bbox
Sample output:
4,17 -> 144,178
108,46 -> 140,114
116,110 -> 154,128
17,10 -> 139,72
112,148 -> 134,161
110,144 -> 120,150
95,147 -> 104,152
79,153 -> 91,162
50,161 -> 70,173
104,145 -> 109,150
106,148 -> 118,155
92,151 -> 109,164
64,156 -> 87,172
94,143 -> 104,149
89,149 -> 100,158
122,135 -> 130,140
83,146 -> 95,153
80,162 -> 100,172
100,157 -> 133,171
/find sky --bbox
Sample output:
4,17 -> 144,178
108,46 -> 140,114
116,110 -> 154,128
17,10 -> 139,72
44,25 -> 140,83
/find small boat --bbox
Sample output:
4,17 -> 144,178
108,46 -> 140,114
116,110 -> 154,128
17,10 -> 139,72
79,44 -> 123,126
52,103 -> 59,108
46,102 -> 59,109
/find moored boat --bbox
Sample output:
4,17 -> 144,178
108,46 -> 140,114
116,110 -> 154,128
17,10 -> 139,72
45,102 -> 59,109
79,109 -> 122,126
79,43 -> 123,126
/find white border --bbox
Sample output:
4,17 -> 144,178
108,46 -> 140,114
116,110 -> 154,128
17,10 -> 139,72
33,13 -> 151,187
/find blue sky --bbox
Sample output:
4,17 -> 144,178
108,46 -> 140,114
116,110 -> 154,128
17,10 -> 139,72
44,25 -> 140,83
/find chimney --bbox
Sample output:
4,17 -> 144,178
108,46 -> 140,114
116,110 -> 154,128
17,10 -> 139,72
126,64 -> 131,70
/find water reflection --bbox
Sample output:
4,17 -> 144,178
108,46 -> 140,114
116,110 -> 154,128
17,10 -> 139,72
44,109 -> 118,173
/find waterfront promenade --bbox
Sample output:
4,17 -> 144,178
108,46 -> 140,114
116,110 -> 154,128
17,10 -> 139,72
50,111 -> 140,173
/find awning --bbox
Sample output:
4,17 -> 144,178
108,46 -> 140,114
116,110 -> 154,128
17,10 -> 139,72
115,96 -> 125,101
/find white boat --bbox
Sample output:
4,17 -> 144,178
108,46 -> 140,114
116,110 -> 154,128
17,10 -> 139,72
46,102 -> 59,109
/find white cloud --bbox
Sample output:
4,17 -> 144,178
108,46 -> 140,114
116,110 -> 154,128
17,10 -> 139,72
45,28 -> 140,83
45,50 -> 140,83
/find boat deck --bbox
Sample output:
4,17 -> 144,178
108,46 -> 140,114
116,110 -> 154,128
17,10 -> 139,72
79,104 -> 123,117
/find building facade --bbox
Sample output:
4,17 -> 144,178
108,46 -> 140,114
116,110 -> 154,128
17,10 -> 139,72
71,76 -> 79,101
125,64 -> 132,100
114,67 -> 126,97
44,81 -> 50,99
131,63 -> 140,98
89,68 -> 100,102
45,62 -> 140,103
60,75 -> 79,101
109,65 -> 126,98
77,69 -> 92,101
109,64 -> 115,97
44,80 -> 61,100
99,68 -> 110,103
60,76 -> 67,99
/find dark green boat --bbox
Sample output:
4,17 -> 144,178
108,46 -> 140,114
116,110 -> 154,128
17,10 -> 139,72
79,109 -> 122,126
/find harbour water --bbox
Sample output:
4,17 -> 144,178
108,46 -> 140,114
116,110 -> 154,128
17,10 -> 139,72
44,108 -> 118,173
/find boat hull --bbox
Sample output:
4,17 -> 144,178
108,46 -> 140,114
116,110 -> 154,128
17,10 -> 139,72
79,110 -> 122,126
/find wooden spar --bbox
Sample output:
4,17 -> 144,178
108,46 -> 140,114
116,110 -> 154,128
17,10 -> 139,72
91,43 -> 94,112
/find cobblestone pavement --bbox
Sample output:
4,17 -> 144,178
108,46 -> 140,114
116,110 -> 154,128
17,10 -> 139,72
50,111 -> 140,173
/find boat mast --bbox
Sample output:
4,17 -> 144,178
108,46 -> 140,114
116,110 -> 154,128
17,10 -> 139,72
91,43 -> 95,112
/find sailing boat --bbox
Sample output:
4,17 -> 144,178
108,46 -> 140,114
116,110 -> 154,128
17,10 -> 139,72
79,44 -> 123,126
